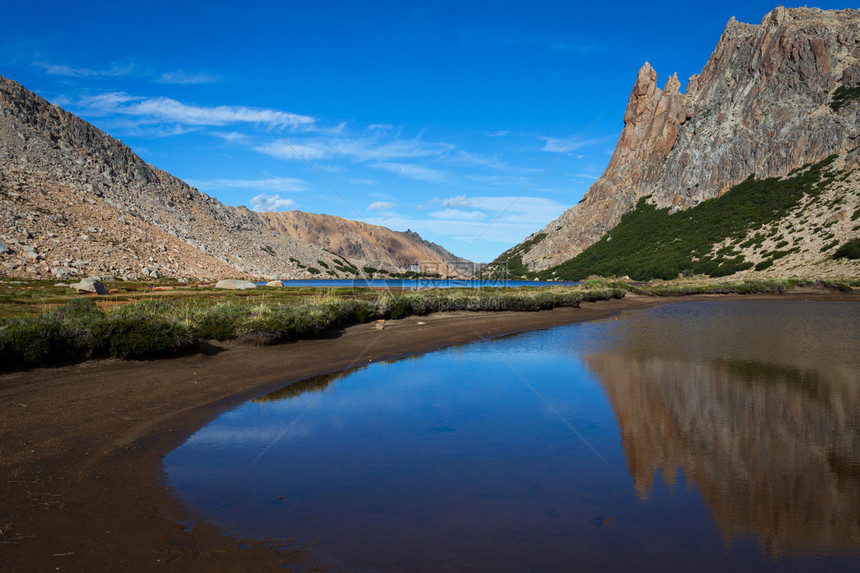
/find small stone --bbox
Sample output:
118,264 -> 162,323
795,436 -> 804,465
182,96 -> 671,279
0,240 -> 10,254
265,280 -> 283,287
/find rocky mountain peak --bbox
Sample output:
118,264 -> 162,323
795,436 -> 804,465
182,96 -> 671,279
516,6 -> 860,272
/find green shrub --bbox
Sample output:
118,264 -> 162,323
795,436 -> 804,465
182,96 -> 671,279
831,83 -> 860,112
194,302 -> 248,340
106,314 -> 193,359
833,237 -> 860,259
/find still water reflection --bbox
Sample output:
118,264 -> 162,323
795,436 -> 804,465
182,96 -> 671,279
165,301 -> 860,572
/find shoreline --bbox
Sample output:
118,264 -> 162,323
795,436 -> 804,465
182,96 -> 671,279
1,291 -> 857,571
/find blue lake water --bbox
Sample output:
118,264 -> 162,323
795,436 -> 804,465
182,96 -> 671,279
266,279 -> 581,289
165,300 -> 860,572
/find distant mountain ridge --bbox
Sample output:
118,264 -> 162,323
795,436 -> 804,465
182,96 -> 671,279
0,74 -> 469,280
255,210 -> 471,276
500,6 -> 860,280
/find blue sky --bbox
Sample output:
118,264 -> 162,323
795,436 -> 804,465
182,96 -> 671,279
2,1 -> 856,262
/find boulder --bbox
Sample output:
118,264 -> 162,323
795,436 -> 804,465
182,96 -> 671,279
215,279 -> 257,290
0,239 -> 10,254
265,280 -> 283,287
72,277 -> 108,295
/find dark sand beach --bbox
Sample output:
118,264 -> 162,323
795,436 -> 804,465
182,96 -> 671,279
1,291 -> 857,572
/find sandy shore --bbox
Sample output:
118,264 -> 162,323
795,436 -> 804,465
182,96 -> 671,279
1,291 -> 857,572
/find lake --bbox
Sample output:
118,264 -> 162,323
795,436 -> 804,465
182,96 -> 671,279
165,300 -> 860,572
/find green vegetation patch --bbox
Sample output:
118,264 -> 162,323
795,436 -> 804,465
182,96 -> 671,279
541,155 -> 837,281
486,232 -> 547,279
831,82 -> 860,112
833,237 -> 860,260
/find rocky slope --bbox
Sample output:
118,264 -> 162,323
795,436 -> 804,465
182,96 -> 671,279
510,6 -> 860,279
256,210 -> 471,277
0,75 -> 469,280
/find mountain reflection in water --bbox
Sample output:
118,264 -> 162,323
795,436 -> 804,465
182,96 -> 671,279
584,300 -> 860,556
166,300 -> 860,571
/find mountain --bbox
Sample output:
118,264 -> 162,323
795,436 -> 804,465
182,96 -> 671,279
0,75 -> 469,281
256,210 -> 471,277
499,6 -> 860,280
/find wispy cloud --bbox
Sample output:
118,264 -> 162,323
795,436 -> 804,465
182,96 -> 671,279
572,173 -> 600,180
485,130 -> 509,137
209,131 -> 252,143
368,201 -> 395,211
371,162 -> 449,183
77,92 -> 316,128
537,134 -> 615,153
376,195 -> 566,247
254,135 -> 452,163
158,70 -> 221,84
427,194 -> 567,226
249,193 -> 297,212
429,208 -> 486,221
187,177 -> 307,193
446,150 -> 508,170
368,123 -> 393,130
33,61 -> 134,78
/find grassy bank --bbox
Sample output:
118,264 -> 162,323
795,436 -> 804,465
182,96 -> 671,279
0,284 -> 624,371
1,276 -> 855,372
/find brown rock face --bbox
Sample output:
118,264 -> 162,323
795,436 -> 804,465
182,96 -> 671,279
520,7 -> 860,271
256,211 -> 471,277
0,75 -> 469,280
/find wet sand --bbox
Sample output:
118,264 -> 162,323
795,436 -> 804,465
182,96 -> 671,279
1,291 -> 856,572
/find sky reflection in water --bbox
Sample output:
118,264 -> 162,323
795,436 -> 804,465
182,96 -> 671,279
165,300 -> 860,572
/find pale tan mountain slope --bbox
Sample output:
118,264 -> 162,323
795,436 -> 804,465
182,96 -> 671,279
256,210 -> 472,277
0,75 -> 467,280
517,6 -> 860,276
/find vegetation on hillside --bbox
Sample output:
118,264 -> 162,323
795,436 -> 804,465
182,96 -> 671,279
831,82 -> 860,112
526,155 -> 842,281
833,237 -> 860,259
486,232 -> 546,278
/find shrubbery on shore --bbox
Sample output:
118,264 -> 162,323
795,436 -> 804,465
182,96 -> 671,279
0,287 -> 624,371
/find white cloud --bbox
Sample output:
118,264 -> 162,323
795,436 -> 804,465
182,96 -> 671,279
351,178 -> 377,185
485,130 -> 509,137
368,123 -> 393,130
572,173 -> 599,180
77,92 -> 316,129
252,140 -> 329,160
442,194 -> 470,208
188,177 -> 307,193
209,131 -> 251,143
371,162 -> 449,183
254,136 -> 452,163
34,61 -> 134,78
158,70 -> 221,84
465,174 -> 530,187
368,201 -> 395,211
537,134 -> 615,153
447,150 -> 508,170
429,208 -> 486,221
249,193 -> 297,212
